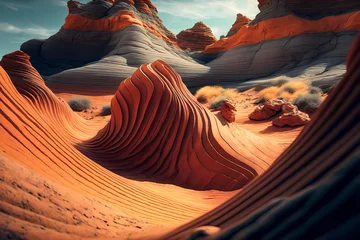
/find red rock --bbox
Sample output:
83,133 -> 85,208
282,102 -> 298,113
249,99 -> 284,120
177,22 -> 217,52
264,99 -> 284,112
221,100 -> 237,123
249,105 -> 277,121
226,13 -> 251,37
272,111 -> 310,127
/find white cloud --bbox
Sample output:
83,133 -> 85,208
5,4 -> 19,11
153,0 -> 259,20
208,26 -> 224,39
0,23 -> 56,37
0,23 -> 22,33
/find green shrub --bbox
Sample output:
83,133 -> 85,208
293,94 -> 321,113
67,97 -> 91,112
100,104 -> 111,116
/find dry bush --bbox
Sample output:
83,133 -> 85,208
258,81 -> 311,102
195,86 -> 239,109
308,86 -> 323,95
100,104 -> 111,116
293,94 -> 322,113
67,97 -> 91,112
254,76 -> 290,91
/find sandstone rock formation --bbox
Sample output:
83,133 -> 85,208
249,99 -> 310,127
220,100 -> 237,123
177,22 -> 217,51
164,35 -> 360,240
249,99 -> 285,120
18,0 -> 359,92
226,13 -> 251,37
272,103 -> 310,127
0,33 -> 359,240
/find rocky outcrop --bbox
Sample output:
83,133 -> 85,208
20,0 -> 179,77
249,99 -> 284,121
272,103 -> 310,127
249,99 -> 310,127
220,100 -> 237,122
176,22 -> 217,51
87,60 -> 281,190
18,0 -> 360,93
165,35 -> 360,240
226,13 -> 251,37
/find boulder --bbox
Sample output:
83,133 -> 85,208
272,111 -> 310,127
221,100 -> 237,123
249,99 -> 284,120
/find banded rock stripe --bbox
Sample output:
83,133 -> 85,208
162,35 -> 360,240
83,60 -> 282,190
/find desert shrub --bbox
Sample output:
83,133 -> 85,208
282,85 -> 296,94
67,97 -> 91,112
308,86 -> 323,95
209,97 -> 225,110
254,77 -> 290,91
100,104 -> 111,116
293,94 -> 321,113
273,78 -> 290,87
197,96 -> 207,103
257,86 -> 278,101
195,86 -> 224,103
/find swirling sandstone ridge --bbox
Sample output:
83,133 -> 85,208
163,34 -> 360,240
83,60 -> 280,190
1,36 -> 359,239
177,22 -> 217,51
0,49 -> 283,238
20,0 -> 360,91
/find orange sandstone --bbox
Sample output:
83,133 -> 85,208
205,11 -> 360,53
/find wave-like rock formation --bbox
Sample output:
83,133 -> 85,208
177,22 -> 217,51
1,36 -> 359,239
20,0 -> 359,92
82,60 -> 281,190
162,34 -> 360,240
0,51 -> 239,238
226,13 -> 251,37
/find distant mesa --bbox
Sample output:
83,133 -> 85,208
177,22 -> 217,52
226,13 -> 251,37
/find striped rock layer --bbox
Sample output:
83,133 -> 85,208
20,0 -> 360,92
0,35 -> 359,239
83,60 -> 280,190
177,22 -> 217,51
162,34 -> 360,240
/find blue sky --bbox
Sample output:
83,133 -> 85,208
0,0 -> 259,57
